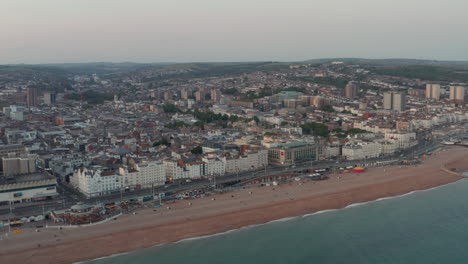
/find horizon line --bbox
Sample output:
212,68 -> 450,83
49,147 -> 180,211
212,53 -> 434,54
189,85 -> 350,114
3,57 -> 468,66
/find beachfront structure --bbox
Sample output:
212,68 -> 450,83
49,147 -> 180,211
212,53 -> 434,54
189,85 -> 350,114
384,132 -> 417,150
342,141 -> 382,160
117,160 -> 165,189
202,156 -> 226,176
225,150 -> 268,173
164,150 -> 268,181
267,141 -> 324,165
0,172 -> 58,205
378,140 -> 400,155
324,142 -> 341,158
70,166 -> 120,198
164,159 -> 206,181
341,134 -> 416,160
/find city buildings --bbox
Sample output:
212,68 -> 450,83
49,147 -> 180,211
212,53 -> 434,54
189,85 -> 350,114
225,150 -> 268,173
210,89 -> 221,102
27,86 -> 38,108
0,172 -> 58,204
449,86 -> 465,104
195,91 -> 204,102
2,154 -> 37,176
383,92 -> 406,112
3,105 -> 26,121
426,83 -> 440,101
267,141 -> 324,165
163,91 -> 174,101
392,92 -> 406,112
43,91 -> 57,105
345,81 -> 358,99
117,160 -> 165,189
181,88 -> 190,100
70,166 -> 120,198
0,60 -> 466,201
383,92 -> 393,110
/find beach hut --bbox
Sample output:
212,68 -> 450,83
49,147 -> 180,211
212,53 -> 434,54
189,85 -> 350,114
353,167 -> 366,173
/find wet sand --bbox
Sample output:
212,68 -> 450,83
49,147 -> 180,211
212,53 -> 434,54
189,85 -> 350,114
1,146 -> 467,264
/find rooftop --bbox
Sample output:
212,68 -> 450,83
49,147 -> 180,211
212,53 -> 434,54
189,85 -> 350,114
0,172 -> 56,191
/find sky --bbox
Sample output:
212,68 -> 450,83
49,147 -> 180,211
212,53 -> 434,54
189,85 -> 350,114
1,0 -> 468,64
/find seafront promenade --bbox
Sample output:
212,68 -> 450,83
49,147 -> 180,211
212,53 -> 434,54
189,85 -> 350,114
1,146 -> 467,264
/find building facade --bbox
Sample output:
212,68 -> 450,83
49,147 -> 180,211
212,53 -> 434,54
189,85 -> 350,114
70,166 -> 120,197
118,161 -> 165,188
268,141 -> 324,165
426,83 -> 440,101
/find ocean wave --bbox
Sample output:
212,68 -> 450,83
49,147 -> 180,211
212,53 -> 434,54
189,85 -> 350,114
345,202 -> 368,208
302,209 -> 338,218
341,180 -> 463,210
267,216 -> 298,223
72,251 -> 131,264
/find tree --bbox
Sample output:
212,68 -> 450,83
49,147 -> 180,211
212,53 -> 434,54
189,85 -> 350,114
253,116 -> 260,125
223,88 -> 239,95
153,138 -> 171,147
347,128 -> 369,135
163,104 -> 180,113
321,104 -> 335,112
300,122 -> 329,138
191,146 -> 203,155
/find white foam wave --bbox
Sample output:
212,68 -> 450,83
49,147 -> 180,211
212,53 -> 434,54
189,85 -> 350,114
267,216 -> 298,223
345,202 -> 368,208
72,252 -> 131,264
302,209 -> 338,218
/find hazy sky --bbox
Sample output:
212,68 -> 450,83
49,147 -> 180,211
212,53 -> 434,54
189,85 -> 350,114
1,0 -> 468,64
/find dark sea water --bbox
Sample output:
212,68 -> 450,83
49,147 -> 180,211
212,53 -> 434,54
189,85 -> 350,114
84,179 -> 468,264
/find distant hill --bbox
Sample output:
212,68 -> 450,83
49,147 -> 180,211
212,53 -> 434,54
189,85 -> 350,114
301,58 -> 468,69
2,59 -> 468,82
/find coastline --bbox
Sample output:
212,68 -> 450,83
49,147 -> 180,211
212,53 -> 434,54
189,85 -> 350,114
1,147 -> 467,264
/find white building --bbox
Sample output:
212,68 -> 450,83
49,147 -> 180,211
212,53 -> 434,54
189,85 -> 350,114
70,166 -> 120,197
164,160 -> 187,181
164,159 -> 207,180
117,161 -> 165,188
342,141 -> 382,160
184,161 -> 205,179
384,132 -> 417,149
378,139 -> 400,155
225,150 -> 268,173
324,143 -> 341,158
202,157 -> 226,176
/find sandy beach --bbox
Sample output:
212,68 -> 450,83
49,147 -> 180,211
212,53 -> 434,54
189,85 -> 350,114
1,146 -> 467,264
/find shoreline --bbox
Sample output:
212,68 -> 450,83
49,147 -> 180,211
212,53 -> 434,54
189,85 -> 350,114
1,147 -> 467,264
101,177 -> 463,262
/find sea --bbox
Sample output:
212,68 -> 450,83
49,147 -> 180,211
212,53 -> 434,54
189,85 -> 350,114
83,178 -> 468,264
